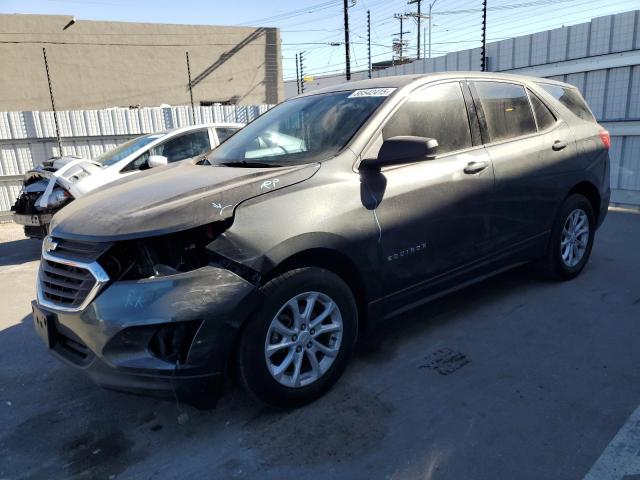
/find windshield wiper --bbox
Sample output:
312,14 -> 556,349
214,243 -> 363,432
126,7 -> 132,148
217,160 -> 282,168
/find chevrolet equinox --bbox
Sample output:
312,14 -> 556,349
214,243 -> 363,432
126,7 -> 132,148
32,73 -> 610,408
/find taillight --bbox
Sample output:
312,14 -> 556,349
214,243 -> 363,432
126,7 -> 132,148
598,129 -> 611,150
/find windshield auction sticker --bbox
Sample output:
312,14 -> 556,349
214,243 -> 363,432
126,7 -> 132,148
348,88 -> 396,98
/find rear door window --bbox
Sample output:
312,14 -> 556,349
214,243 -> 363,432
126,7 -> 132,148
537,83 -> 595,122
528,90 -> 556,131
383,82 -> 472,155
474,82 -> 537,142
215,127 -> 239,144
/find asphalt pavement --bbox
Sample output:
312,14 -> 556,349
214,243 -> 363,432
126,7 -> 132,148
1,210 -> 639,480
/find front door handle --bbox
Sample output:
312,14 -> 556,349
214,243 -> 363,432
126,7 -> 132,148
552,140 -> 568,151
463,160 -> 489,174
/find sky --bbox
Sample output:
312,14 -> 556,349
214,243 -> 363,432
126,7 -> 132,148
1,0 -> 638,83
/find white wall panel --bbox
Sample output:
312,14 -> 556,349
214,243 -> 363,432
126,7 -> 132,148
486,42 -> 499,71
605,67 -> 631,120
498,39 -> 514,70
628,66 -> 640,119
446,52 -> 459,71
584,70 -> 607,118
549,27 -> 569,63
531,31 -> 549,65
611,11 -> 637,53
470,48 -> 483,71
589,15 -> 613,56
620,137 -> 640,190
514,35 -> 531,68
567,23 -> 590,60
565,72 -> 586,93
610,136 -> 624,189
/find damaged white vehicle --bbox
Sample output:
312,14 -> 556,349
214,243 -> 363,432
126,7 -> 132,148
11,123 -> 242,238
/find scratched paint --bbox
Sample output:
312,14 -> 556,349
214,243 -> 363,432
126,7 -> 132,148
211,202 -> 234,216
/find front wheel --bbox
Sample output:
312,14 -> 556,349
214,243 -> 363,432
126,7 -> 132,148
236,267 -> 358,408
541,193 -> 595,280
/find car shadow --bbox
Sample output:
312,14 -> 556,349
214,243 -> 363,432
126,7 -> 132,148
0,237 -> 41,266
0,263 -> 545,479
356,263 -> 541,363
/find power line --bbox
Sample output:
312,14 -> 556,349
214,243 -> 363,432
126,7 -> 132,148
235,0 -> 342,26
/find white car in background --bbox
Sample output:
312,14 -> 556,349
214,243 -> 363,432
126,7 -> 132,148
12,123 -> 243,238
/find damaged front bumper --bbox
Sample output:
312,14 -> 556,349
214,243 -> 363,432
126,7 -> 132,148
33,265 -> 262,408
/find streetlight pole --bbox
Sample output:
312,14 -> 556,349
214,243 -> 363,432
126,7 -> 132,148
367,10 -> 372,78
428,0 -> 438,59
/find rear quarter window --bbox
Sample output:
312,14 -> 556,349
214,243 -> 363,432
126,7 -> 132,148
528,90 -> 556,131
537,83 -> 595,122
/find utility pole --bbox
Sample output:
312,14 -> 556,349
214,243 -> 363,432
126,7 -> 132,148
299,51 -> 305,93
408,1 -> 437,60
481,0 -> 487,71
407,0 -> 422,60
393,14 -> 410,63
185,51 -> 195,124
367,10 -> 372,78
295,53 -> 300,94
343,0 -> 351,80
42,47 -> 62,156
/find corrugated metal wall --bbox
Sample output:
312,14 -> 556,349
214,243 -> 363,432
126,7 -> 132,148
0,104 -> 272,212
370,11 -> 640,206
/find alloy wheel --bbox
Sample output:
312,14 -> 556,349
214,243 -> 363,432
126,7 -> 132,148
560,208 -> 590,267
264,291 -> 343,388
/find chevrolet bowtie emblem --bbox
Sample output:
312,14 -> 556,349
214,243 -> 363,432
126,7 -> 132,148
44,236 -> 58,252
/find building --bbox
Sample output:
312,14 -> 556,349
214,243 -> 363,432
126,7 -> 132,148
0,14 -> 283,111
285,11 -> 640,207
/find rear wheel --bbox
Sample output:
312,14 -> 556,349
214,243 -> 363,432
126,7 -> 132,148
236,267 -> 358,408
542,194 -> 595,280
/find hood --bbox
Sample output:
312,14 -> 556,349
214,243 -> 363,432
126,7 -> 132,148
53,156 -> 85,170
50,161 -> 320,241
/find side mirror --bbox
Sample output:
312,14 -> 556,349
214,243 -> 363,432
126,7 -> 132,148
359,136 -> 438,171
148,155 -> 168,168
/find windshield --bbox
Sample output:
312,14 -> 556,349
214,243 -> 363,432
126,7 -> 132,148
207,90 -> 391,166
95,134 -> 162,167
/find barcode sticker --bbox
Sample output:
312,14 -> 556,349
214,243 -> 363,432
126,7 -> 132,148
348,88 -> 396,98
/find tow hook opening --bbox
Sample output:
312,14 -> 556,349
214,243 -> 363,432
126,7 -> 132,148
148,320 -> 202,364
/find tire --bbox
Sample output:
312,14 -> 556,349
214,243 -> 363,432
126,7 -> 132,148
541,193 -> 595,280
236,267 -> 358,408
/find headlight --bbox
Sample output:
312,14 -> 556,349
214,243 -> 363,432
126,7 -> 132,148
100,222 -> 231,281
36,187 -> 71,210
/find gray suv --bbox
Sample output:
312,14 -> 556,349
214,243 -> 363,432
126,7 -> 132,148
32,73 -> 610,408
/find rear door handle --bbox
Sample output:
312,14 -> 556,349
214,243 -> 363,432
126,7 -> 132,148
552,140 -> 568,151
463,160 -> 489,174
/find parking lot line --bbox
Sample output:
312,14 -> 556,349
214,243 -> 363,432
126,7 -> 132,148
583,405 -> 640,480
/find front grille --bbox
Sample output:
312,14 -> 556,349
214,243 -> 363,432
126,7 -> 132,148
40,259 -> 97,309
50,238 -> 113,262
